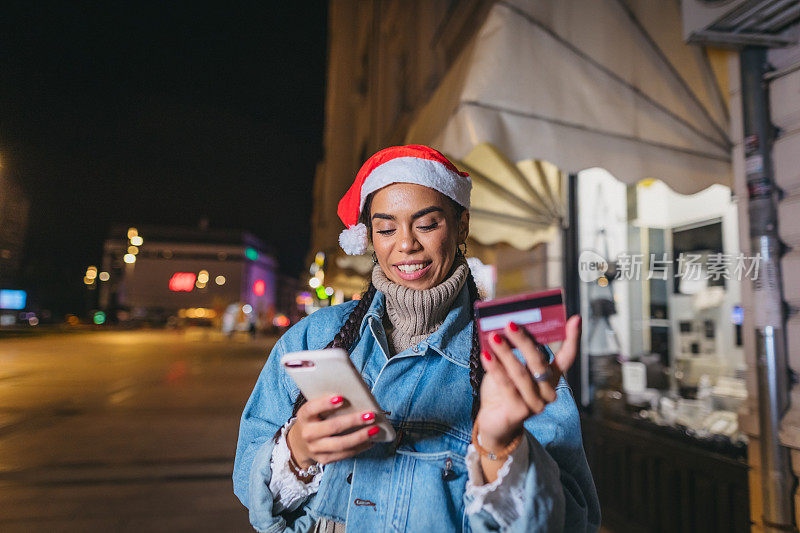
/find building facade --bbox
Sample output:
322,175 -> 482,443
309,0 -> 495,296
98,225 -> 280,326
0,172 -> 31,325
0,173 -> 30,287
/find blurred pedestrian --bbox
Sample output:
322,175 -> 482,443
234,145 -> 599,531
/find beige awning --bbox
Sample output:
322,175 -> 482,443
407,0 -> 733,221
453,143 -> 563,250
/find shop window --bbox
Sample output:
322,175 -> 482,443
578,169 -> 747,452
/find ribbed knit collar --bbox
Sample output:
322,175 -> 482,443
371,255 -> 468,347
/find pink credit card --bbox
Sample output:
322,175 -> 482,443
474,288 -> 567,350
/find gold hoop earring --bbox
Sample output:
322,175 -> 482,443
457,242 -> 467,256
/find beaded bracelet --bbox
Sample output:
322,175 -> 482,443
288,453 -> 322,481
471,422 -> 523,461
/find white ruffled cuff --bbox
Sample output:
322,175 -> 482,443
465,434 -> 530,527
268,418 -> 324,514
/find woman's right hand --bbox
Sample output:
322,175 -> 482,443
286,395 -> 380,467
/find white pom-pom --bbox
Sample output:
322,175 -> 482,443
338,223 -> 369,255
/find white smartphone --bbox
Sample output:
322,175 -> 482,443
280,348 -> 396,442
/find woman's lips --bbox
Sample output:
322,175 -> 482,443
393,262 -> 432,281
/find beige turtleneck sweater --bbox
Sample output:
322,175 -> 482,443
371,255 -> 468,356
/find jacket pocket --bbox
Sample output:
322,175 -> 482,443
392,448 -> 468,533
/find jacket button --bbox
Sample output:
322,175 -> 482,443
442,457 -> 456,481
346,473 -> 352,484
412,344 -> 421,353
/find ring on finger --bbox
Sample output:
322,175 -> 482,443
532,367 -> 553,383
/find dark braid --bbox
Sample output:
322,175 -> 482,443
465,269 -> 484,421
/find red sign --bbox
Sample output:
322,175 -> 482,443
169,273 -> 196,292
253,279 -> 266,296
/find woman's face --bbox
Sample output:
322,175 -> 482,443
369,183 -> 469,290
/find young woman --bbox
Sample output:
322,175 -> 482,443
233,145 -> 600,532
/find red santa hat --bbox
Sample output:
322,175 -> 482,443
337,145 -> 471,255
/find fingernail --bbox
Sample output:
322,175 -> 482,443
508,321 -> 519,332
362,412 -> 375,421
330,396 -> 343,405
482,349 -> 491,362
491,333 -> 502,344
368,426 -> 380,436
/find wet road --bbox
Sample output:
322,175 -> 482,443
0,330 -> 273,532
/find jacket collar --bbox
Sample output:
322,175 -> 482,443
361,284 -> 473,368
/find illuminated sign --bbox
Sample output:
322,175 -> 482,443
169,273 -> 197,292
732,305 -> 743,325
0,290 -> 27,310
253,279 -> 266,296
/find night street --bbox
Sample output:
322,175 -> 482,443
0,330 -> 272,532
2,1 -> 799,530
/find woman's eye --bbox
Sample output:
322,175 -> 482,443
376,229 -> 395,236
417,222 -> 439,231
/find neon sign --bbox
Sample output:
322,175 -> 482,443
0,290 -> 27,310
253,279 -> 266,296
169,273 -> 197,292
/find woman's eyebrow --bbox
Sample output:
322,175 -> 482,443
371,206 -> 443,221
411,206 -> 444,219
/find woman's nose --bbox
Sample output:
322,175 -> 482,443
399,229 -> 420,252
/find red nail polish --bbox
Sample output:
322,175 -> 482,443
508,322 -> 519,332
491,333 -> 502,344
482,350 -> 492,362
368,426 -> 380,436
330,396 -> 343,405
362,412 -> 375,421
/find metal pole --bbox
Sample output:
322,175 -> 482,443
739,46 -> 797,533
563,172 -> 582,403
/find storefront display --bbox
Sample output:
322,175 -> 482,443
578,170 -> 748,451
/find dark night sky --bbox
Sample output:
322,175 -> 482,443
0,2 -> 328,315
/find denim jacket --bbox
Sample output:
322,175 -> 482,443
233,285 -> 600,532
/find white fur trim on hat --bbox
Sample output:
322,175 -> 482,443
360,157 -> 471,211
338,223 -> 369,256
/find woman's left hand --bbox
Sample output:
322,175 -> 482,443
475,315 -> 582,452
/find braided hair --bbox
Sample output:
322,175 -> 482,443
287,194 -> 484,423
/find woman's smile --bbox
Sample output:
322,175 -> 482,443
393,260 -> 432,280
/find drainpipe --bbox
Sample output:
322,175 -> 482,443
739,46 -> 796,532
563,172 -> 582,403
